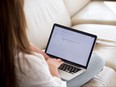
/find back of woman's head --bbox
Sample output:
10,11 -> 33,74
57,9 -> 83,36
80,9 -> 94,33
0,0 -> 31,87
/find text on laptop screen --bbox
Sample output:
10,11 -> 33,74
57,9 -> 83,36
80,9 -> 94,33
46,26 -> 95,66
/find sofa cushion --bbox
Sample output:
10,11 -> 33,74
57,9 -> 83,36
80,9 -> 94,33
72,1 -> 116,25
63,0 -> 91,17
24,0 -> 71,49
72,24 -> 116,45
94,43 -> 116,71
82,66 -> 116,87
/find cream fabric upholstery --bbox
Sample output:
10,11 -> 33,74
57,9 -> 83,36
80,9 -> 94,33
83,66 -> 116,87
72,1 -> 116,25
24,0 -> 71,49
63,0 -> 91,17
94,44 -> 116,71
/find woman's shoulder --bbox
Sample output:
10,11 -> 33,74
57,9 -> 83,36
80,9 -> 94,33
15,52 -> 48,70
16,52 -> 45,62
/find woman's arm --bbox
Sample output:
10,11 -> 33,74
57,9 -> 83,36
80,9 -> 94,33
17,53 -> 66,87
30,43 -> 64,77
30,43 -> 49,60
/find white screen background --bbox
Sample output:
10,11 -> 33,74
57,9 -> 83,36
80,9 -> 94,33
46,26 -> 95,66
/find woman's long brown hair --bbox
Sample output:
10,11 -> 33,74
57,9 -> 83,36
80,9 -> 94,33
0,0 -> 31,87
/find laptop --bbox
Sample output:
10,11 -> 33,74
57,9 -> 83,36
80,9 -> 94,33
45,23 -> 97,81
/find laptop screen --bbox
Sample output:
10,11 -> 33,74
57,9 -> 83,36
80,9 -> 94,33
45,24 -> 97,68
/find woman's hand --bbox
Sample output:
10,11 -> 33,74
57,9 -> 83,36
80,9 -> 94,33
47,58 -> 64,77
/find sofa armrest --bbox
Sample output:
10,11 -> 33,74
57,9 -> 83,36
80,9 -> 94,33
63,0 -> 92,17
71,1 -> 116,25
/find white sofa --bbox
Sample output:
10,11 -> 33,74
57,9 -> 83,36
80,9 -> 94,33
24,0 -> 116,86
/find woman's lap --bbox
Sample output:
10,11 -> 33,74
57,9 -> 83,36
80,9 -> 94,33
67,53 -> 105,87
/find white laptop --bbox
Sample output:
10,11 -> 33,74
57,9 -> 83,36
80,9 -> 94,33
45,23 -> 97,81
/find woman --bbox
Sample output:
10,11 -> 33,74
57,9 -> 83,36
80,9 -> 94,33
0,0 -> 104,87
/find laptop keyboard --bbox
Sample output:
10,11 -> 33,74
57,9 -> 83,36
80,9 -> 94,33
58,63 -> 81,74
